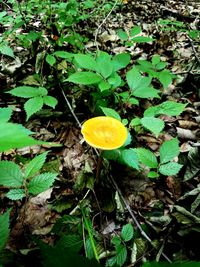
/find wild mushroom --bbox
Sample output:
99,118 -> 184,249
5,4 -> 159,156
81,116 -> 128,150
81,116 -> 128,181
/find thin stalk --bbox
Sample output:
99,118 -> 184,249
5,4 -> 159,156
81,207 -> 99,262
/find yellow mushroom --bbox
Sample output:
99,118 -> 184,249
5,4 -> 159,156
81,116 -> 128,150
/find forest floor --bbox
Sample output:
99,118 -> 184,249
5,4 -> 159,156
0,0 -> 200,266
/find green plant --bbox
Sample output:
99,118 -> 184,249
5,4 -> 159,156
0,209 -> 10,252
7,86 -> 58,120
0,107 -> 53,151
117,26 -> 155,45
0,151 -> 57,200
135,138 -> 183,178
158,19 -> 200,40
106,223 -> 134,267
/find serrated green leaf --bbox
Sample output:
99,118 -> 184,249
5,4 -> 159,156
148,171 -> 159,178
0,210 -> 10,251
121,149 -> 139,170
98,80 -> 111,92
67,72 -> 102,85
158,101 -> 187,116
24,96 -> 44,120
43,95 -> 58,108
117,29 -> 128,40
130,26 -> 141,37
0,122 -> 46,152
141,117 -> 164,137
100,107 -> 121,121
0,161 -> 23,187
74,54 -> 97,71
46,54 -> 56,66
159,162 -> 183,176
96,52 -> 113,78
8,86 -> 48,98
54,51 -> 74,59
28,172 -> 57,195
158,70 -> 172,88
160,138 -> 179,164
106,256 -> 117,267
135,148 -> 158,168
6,189 -> 25,200
0,45 -> 14,58
132,86 -> 160,99
126,67 -> 142,91
131,36 -> 154,43
57,234 -> 83,252
121,223 -> 134,242
130,118 -> 141,127
111,236 -> 121,246
152,55 -> 160,65
0,107 -> 12,122
112,53 -> 130,71
116,245 -> 127,266
107,72 -> 122,88
25,151 -> 49,178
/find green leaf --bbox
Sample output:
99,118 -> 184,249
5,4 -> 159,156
148,171 -> 159,179
141,117 -> 164,137
46,54 -> 56,66
24,96 -> 44,120
135,148 -> 158,168
67,72 -> 102,85
131,36 -> 154,43
158,101 -> 187,116
74,54 -> 97,71
0,107 -> 12,122
160,138 -> 179,164
8,86 -> 48,98
107,72 -> 122,88
152,55 -> 160,65
100,107 -> 121,121
28,172 -> 57,195
121,223 -> 134,242
112,53 -> 130,71
106,256 -> 117,267
25,151 -> 49,178
98,80 -> 111,92
0,45 -> 14,58
111,236 -> 121,246
158,70 -> 172,88
116,245 -> 127,266
130,26 -> 141,37
0,122 -> 46,152
132,86 -> 160,99
6,189 -> 26,200
54,51 -> 74,59
159,162 -> 183,176
57,234 -> 83,253
0,161 -> 23,187
96,52 -> 113,78
0,210 -> 10,251
121,149 -> 139,170
43,95 -> 58,108
117,29 -> 128,40
126,67 -> 142,91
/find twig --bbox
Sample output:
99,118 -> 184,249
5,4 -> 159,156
61,89 -> 82,128
94,0 -> 119,51
187,35 -> 200,65
109,175 -> 171,263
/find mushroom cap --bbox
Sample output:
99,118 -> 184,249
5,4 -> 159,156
81,116 -> 128,150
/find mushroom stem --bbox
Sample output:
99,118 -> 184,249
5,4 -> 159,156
96,150 -> 103,183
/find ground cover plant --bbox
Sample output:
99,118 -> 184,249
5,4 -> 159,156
0,0 -> 200,266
